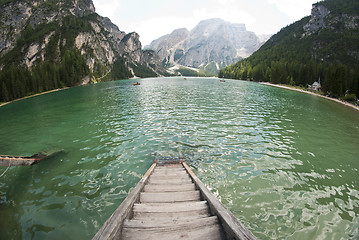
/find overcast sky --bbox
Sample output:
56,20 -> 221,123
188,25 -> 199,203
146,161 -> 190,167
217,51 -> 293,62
92,0 -> 317,46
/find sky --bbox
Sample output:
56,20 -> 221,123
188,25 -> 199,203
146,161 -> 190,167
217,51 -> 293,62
92,0 -> 318,46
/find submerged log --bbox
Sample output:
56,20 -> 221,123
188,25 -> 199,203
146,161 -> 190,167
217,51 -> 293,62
0,150 -> 63,166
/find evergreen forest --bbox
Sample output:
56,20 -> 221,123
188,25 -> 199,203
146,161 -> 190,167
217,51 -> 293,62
219,0 -> 359,99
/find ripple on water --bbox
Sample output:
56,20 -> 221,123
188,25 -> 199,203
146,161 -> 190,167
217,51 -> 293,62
0,78 -> 358,239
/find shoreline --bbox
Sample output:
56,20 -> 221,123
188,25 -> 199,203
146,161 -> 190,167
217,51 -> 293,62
0,88 -> 69,108
2,80 -> 358,112
260,82 -> 359,112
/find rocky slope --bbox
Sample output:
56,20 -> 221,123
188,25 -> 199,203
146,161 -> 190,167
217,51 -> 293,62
219,0 -> 359,98
0,0 -> 163,101
146,18 -> 267,73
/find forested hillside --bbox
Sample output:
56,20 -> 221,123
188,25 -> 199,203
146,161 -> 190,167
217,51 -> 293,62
219,0 -> 359,98
0,0 -> 160,103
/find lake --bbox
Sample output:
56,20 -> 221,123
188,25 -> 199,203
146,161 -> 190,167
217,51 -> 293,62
0,77 -> 358,239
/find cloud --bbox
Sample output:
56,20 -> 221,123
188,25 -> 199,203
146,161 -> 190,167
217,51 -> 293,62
193,7 -> 256,30
131,3 -> 257,46
93,0 -> 122,23
268,0 -> 314,20
128,16 -> 197,46
92,0 -> 316,46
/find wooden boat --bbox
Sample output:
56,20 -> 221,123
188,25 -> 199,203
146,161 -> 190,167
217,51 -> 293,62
93,157 -> 257,240
133,82 -> 141,86
0,150 -> 63,166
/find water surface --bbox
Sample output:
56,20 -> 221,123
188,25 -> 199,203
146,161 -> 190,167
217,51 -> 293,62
0,77 -> 358,239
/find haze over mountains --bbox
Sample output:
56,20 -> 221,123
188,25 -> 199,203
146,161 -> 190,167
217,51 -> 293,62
146,18 -> 270,74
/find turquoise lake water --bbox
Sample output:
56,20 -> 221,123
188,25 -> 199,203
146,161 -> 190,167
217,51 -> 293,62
0,77 -> 358,239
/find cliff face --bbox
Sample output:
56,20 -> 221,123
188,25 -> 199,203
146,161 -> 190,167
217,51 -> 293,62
303,5 -> 331,36
147,18 -> 266,72
303,3 -> 359,37
0,0 -> 160,82
0,0 -> 96,59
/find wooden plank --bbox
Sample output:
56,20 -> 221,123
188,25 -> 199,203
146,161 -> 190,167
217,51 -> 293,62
149,175 -> 190,181
144,184 -> 196,192
140,191 -> 201,203
182,162 -> 257,240
122,222 -> 225,240
123,215 -> 219,229
133,208 -> 209,220
148,178 -> 192,185
154,166 -> 185,170
133,201 -> 208,213
0,158 -> 37,166
0,150 -> 63,166
154,168 -> 186,172
151,171 -> 188,176
92,162 -> 157,240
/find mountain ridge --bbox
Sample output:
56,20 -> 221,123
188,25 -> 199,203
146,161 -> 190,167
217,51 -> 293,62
146,18 -> 268,74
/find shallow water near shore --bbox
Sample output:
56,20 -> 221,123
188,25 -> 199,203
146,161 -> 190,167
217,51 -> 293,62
0,77 -> 358,239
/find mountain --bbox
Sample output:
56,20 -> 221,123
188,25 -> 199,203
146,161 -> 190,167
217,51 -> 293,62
146,18 -> 266,75
0,0 -> 164,102
219,0 -> 359,99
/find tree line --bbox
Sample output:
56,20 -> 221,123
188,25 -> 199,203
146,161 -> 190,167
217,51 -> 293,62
219,60 -> 359,98
0,50 -> 88,102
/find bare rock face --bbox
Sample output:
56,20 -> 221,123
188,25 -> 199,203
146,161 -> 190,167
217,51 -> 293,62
303,3 -> 359,37
147,18 -> 266,70
303,5 -> 331,36
119,32 -> 143,63
0,0 -> 160,78
147,28 -> 190,63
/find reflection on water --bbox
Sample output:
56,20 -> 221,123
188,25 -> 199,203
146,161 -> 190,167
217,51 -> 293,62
0,77 -> 358,239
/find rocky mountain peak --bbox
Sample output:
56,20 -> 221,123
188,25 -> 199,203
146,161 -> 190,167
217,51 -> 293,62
147,18 -> 265,72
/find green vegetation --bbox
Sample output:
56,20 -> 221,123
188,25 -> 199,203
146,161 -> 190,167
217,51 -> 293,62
173,65 -> 220,77
0,9 -> 138,102
0,0 -> 20,6
0,50 -> 89,102
111,57 -> 133,80
219,0 -> 359,99
0,13 -> 96,102
175,67 -> 200,77
130,63 -> 157,78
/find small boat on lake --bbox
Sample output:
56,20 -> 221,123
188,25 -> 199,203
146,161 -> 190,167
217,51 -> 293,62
133,82 -> 141,86
93,157 -> 256,240
0,150 -> 63,166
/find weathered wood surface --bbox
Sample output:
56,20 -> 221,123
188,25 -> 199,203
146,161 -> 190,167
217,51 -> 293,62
182,162 -> 257,240
0,150 -> 63,166
0,156 -> 41,166
93,160 -> 257,240
92,162 -> 157,240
